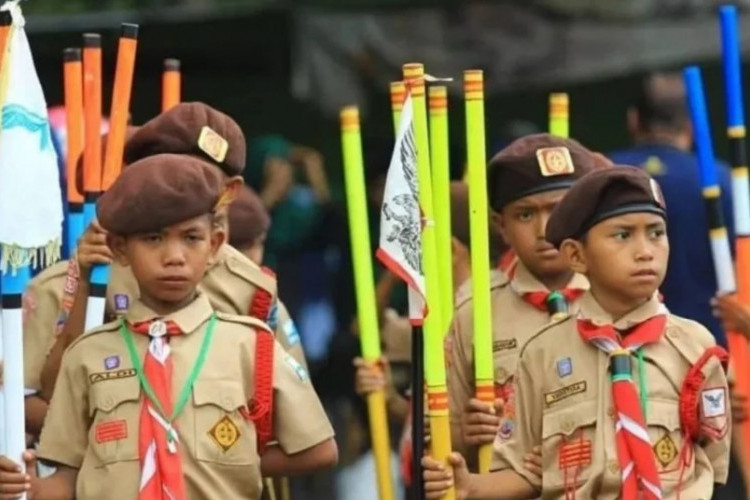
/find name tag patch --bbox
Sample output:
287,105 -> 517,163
544,381 -> 587,406
493,338 -> 517,352
89,368 -> 136,384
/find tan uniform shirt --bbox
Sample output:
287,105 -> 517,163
22,245 -> 306,393
37,293 -> 333,499
493,292 -> 731,499
446,264 -> 588,467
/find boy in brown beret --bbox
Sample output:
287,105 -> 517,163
0,154 -> 338,499
423,167 -> 730,499
446,134 -> 600,470
228,184 -> 307,367
39,102 -> 293,401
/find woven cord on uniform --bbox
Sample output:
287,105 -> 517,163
578,315 -> 666,500
675,345 -> 729,498
128,319 -> 187,500
249,328 -> 275,453
248,266 -> 276,321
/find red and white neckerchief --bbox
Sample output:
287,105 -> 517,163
578,314 -> 666,500
506,262 -> 585,317
129,319 -> 187,500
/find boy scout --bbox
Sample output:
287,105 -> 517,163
39,102 -> 292,401
423,167 -> 730,499
447,134 -> 598,469
0,154 -> 337,499
228,184 -> 307,366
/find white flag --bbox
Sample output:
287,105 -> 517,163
0,1 -> 63,273
376,93 -> 427,324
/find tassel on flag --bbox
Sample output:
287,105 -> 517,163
0,1 -> 63,480
376,90 -> 427,324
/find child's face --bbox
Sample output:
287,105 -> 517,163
497,189 -> 569,279
566,212 -> 668,306
112,215 -> 224,312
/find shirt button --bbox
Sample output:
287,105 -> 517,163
562,420 -> 574,434
496,368 -> 507,380
607,407 -> 615,418
608,460 -> 619,474
105,396 -> 114,409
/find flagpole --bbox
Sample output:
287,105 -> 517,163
464,70 -> 494,473
388,80 -> 425,498
719,5 -> 750,479
684,67 -> 737,308
340,106 -> 394,500
85,23 -> 139,332
63,47 -> 84,254
161,58 -> 181,112
429,86 -> 454,330
549,92 -> 569,138
81,33 -> 102,229
403,62 -> 455,500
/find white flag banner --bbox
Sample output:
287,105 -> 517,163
376,93 -> 427,324
0,1 -> 62,272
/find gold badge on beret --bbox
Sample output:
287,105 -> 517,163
198,126 -> 229,164
536,147 -> 575,177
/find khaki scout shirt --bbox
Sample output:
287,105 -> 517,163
446,264 -> 588,468
37,293 -> 334,500
493,292 -> 731,499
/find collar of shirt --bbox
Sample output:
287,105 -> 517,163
508,260 -> 589,296
578,290 -> 667,330
125,292 -> 214,334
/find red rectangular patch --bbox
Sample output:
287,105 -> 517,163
558,439 -> 592,468
95,419 -> 128,443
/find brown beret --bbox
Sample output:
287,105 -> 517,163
545,166 -> 667,248
75,126 -> 141,194
228,185 -> 271,249
449,181 -> 471,248
97,153 -> 224,235
124,102 -> 246,177
487,133 -> 602,210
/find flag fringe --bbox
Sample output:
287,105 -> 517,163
0,238 -> 60,274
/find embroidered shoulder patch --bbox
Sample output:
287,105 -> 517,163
701,387 -> 727,418
544,381 -> 586,406
284,355 -> 308,382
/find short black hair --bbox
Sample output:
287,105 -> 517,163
634,72 -> 689,132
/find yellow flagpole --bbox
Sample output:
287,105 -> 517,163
429,86 -> 454,332
464,70 -> 494,472
549,92 -> 569,138
340,107 -> 394,500
403,62 -> 455,500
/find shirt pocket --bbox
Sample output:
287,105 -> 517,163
88,378 -> 141,465
647,399 -> 687,484
192,378 -> 258,466
541,399 -> 597,489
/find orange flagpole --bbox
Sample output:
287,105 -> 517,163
82,33 -> 102,226
161,58 -> 181,112
63,47 -> 85,251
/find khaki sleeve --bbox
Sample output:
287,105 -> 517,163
23,278 -> 62,393
698,354 -> 732,484
36,345 -> 90,468
491,350 -> 542,490
446,306 -> 476,463
273,300 -> 308,370
272,342 -> 333,454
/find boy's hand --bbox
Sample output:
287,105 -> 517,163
353,356 -> 392,396
0,450 -> 37,499
712,294 -> 750,339
461,398 -> 502,446
422,452 -> 471,500
523,445 -> 543,480
76,220 -> 113,274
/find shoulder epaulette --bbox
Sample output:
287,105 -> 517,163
67,318 -> 121,350
215,311 -> 273,334
518,313 -> 574,358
